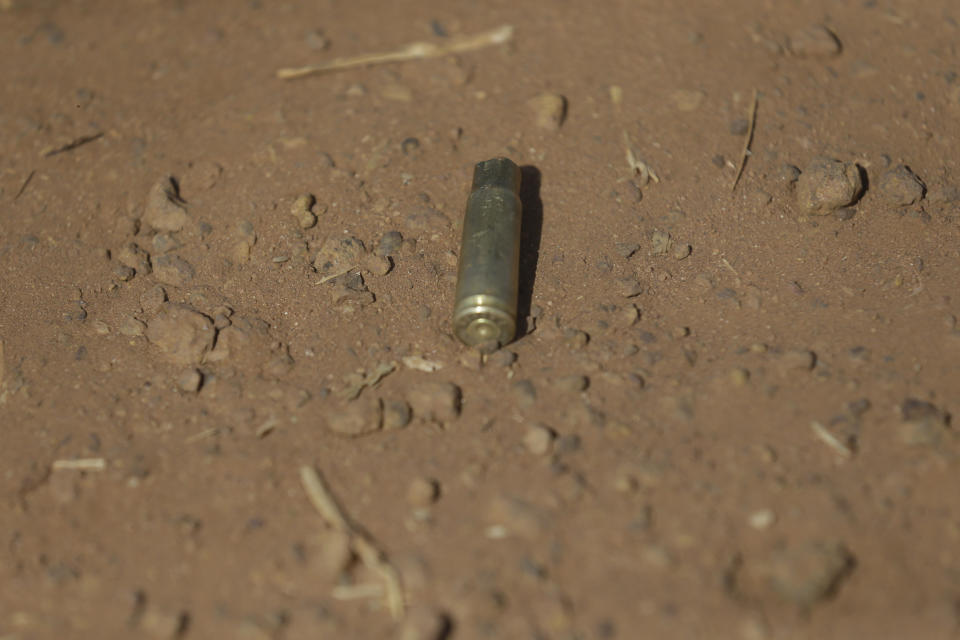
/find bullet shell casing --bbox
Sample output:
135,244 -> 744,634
453,158 -> 522,347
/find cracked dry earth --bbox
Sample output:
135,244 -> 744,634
2,1 -> 960,639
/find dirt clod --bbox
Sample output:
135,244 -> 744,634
788,25 -> 842,57
527,92 -> 567,131
140,285 -> 167,314
177,368 -> 202,393
325,396 -> 383,437
899,398 -> 951,445
383,400 -> 413,430
408,382 -> 461,424
778,349 -> 816,373
523,424 -> 555,456
289,193 -> 318,229
767,540 -> 855,607
143,177 -> 188,232
878,165 -> 925,206
375,231 -> 404,257
407,477 -> 440,507
314,236 -> 366,277
116,242 -> 152,276
145,305 -> 215,365
796,157 -> 864,214
152,254 -> 195,287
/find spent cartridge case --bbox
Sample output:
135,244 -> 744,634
453,157 -> 522,347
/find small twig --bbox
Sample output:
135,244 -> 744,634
52,458 -> 106,471
316,266 -> 359,284
42,132 -> 104,158
299,465 -> 406,619
810,421 -> 853,459
13,170 -> 35,201
278,24 -> 514,80
300,465 -> 352,531
185,427 -> 219,444
332,583 -> 385,600
731,89 -> 758,192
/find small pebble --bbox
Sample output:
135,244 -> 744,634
620,304 -> 640,327
616,242 -> 640,258
406,477 -> 440,507
671,89 -> 706,112
177,369 -> 202,393
153,254 -> 195,287
778,349 -> 816,373
113,264 -> 136,281
552,375 -> 589,393
407,382 -> 461,424
487,350 -> 516,368
563,329 -> 589,350
139,285 -> 167,314
326,396 -> 382,437
116,242 -> 152,276
305,29 -> 329,51
523,424 -> 555,456
527,92 -> 567,131
899,398 -> 949,445
143,176 -> 188,232
151,233 -> 181,254
729,367 -> 751,386
314,236 -> 365,277
140,608 -> 189,639
401,137 -> 421,155
748,509 -> 776,530
381,82 -> 413,102
362,253 -> 392,276
290,194 -> 318,229
375,231 -> 404,257
145,305 -> 215,365
788,24 -> 842,57
383,400 -> 412,430
616,278 -> 643,298
796,157 -> 864,214
673,244 -> 692,260
767,540 -> 854,607
119,317 -> 147,337
878,164 -> 925,206
485,495 -> 545,540
651,230 -> 672,255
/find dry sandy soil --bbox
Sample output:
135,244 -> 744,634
2,0 -> 960,638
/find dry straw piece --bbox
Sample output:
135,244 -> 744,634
299,465 -> 406,620
278,24 -> 514,80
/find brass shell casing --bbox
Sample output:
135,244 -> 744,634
453,158 -> 522,347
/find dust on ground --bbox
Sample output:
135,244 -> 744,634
2,1 -> 960,638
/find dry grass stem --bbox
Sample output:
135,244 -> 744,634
299,465 -> 406,619
52,458 -> 106,471
810,421 -> 853,459
731,89 -> 759,191
278,24 -> 514,80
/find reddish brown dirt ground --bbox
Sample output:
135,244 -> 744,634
2,1 -> 960,638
